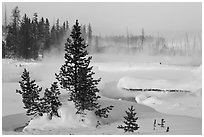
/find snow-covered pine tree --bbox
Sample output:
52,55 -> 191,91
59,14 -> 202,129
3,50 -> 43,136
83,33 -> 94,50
56,20 -> 101,116
42,82 -> 62,119
117,105 -> 139,132
16,68 -> 43,117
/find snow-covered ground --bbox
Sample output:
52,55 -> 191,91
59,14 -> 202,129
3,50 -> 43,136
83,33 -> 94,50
2,54 -> 202,135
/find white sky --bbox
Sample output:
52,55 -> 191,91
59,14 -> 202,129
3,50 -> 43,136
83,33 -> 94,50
2,2 -> 202,37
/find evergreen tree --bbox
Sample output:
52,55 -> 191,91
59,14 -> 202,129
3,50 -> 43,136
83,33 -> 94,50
81,25 -> 86,43
38,17 -> 45,40
42,82 -> 62,119
87,23 -> 92,52
5,25 -> 15,58
50,25 -> 57,46
31,12 -> 40,59
63,22 -> 66,35
16,69 -> 43,117
2,41 -> 6,58
56,20 -> 101,116
117,105 -> 139,132
38,17 -> 46,56
55,19 -> 60,45
19,14 -> 32,59
65,20 -> 70,34
5,6 -> 21,58
44,18 -> 51,51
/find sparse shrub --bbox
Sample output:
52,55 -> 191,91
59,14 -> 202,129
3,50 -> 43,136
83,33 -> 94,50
158,118 -> 165,127
166,126 -> 170,132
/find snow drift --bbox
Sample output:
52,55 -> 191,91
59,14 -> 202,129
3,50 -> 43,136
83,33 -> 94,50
117,74 -> 201,93
22,96 -> 156,132
23,102 -> 98,132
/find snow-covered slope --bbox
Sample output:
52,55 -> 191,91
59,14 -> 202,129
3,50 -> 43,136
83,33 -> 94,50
2,56 -> 202,135
2,95 -> 202,135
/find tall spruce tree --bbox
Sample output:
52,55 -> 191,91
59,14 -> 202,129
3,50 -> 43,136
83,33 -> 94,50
16,69 -> 43,117
56,20 -> 101,116
117,105 -> 139,132
42,82 -> 62,119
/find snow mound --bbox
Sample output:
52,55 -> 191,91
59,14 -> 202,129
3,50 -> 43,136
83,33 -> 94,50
135,93 -> 163,105
142,97 -> 163,105
23,97 -> 156,132
23,103 -> 99,132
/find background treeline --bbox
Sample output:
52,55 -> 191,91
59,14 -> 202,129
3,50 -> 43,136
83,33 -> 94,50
2,6 -> 93,60
2,6 -> 70,59
92,33 -> 201,56
2,6 -> 202,60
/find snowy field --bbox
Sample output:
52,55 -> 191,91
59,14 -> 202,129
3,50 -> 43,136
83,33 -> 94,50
2,54 -> 202,135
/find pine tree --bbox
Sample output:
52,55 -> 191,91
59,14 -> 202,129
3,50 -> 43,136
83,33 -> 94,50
42,82 -> 62,119
2,40 -> 6,58
87,23 -> 92,52
56,20 -> 101,116
50,25 -> 57,46
38,17 -> 45,40
5,6 -> 21,58
19,14 -> 32,59
63,22 -> 66,35
44,18 -> 51,51
31,12 -> 40,59
38,17 -> 46,56
16,69 -> 43,117
117,105 -> 139,132
81,25 -> 86,43
55,19 -> 60,45
65,20 -> 70,35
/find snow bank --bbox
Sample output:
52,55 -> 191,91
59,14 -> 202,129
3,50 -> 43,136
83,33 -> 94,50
23,102 -> 99,132
117,76 -> 200,92
142,97 -> 163,105
23,96 -> 157,132
134,94 -> 164,105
